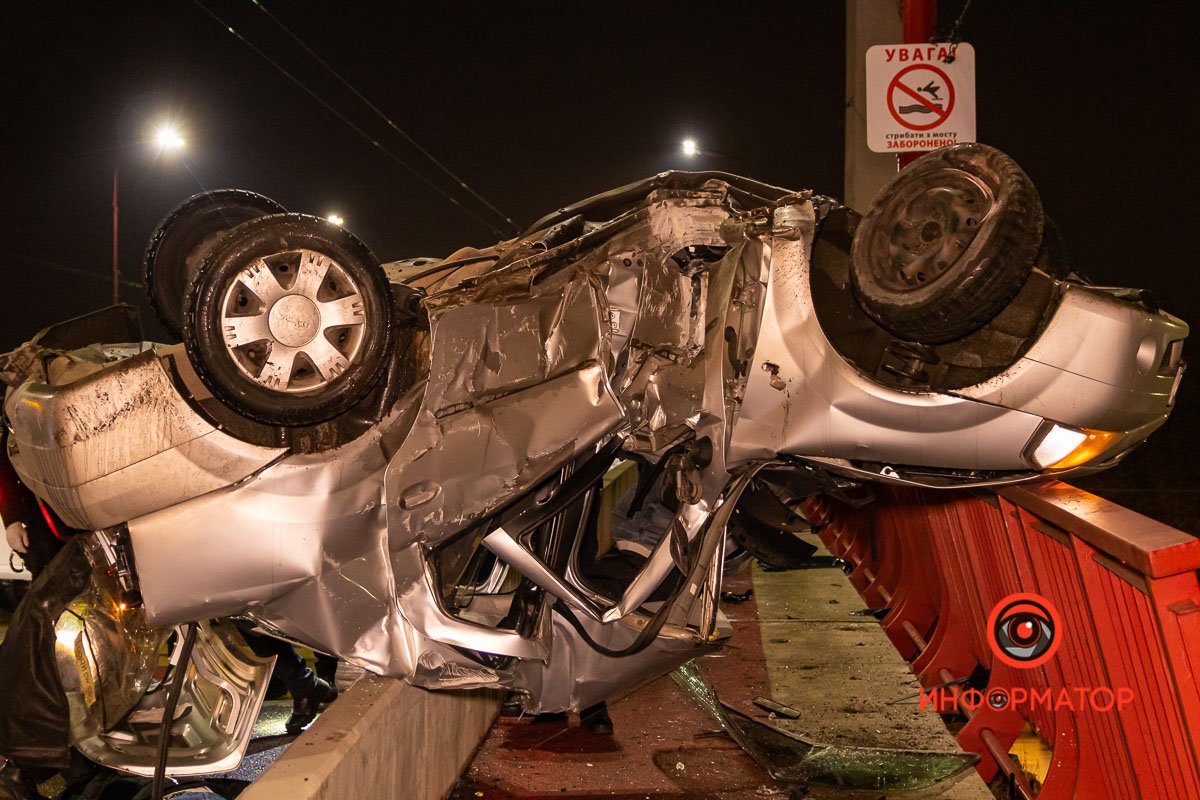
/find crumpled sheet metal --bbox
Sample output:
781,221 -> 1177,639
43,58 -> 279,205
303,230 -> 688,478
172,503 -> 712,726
426,271 -> 608,415
55,535 -> 168,746
386,268 -> 622,550
506,603 -> 732,714
612,199 -> 730,452
124,180 -> 777,711
0,340 -> 58,388
130,267 -> 623,679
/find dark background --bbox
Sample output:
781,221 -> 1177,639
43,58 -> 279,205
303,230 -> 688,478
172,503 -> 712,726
0,2 -> 1196,529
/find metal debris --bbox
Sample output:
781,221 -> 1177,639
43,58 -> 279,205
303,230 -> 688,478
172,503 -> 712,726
752,697 -> 802,719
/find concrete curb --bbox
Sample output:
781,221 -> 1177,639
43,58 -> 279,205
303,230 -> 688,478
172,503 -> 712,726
239,676 -> 501,800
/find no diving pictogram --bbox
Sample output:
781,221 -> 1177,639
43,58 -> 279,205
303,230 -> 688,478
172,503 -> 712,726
888,63 -> 955,131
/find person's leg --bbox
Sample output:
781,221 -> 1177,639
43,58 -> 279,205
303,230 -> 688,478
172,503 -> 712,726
240,631 -> 318,700
580,701 -> 613,735
314,653 -> 337,686
238,630 -> 337,733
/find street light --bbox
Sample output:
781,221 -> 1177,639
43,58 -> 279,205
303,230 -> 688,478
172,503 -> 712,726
677,137 -> 750,174
154,125 -> 185,152
327,213 -> 345,226
112,120 -> 187,305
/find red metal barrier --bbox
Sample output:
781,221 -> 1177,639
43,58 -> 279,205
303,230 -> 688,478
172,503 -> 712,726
802,481 -> 1200,798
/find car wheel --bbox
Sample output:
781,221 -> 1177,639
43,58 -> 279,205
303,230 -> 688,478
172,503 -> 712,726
183,213 -> 395,426
850,143 -> 1044,344
1035,215 -> 1071,279
144,190 -> 286,338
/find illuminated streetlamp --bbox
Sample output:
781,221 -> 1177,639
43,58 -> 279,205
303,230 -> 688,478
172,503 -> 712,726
681,138 -> 699,157
154,125 -> 186,152
113,121 -> 187,305
327,213 -> 345,226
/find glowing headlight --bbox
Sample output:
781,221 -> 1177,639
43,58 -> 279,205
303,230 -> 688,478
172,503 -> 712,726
1027,424 -> 1119,470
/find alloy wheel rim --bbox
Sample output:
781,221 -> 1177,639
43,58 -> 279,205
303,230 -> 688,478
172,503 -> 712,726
219,248 -> 367,393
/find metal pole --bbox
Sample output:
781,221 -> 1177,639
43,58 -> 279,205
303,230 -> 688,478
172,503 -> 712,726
844,0 -> 903,210
111,164 -> 119,306
898,0 -> 938,169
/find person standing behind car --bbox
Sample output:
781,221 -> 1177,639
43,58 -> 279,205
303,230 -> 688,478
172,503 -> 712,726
0,426 -> 70,578
0,426 -> 93,797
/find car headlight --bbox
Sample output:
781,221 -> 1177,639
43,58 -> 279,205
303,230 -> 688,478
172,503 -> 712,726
1026,423 -> 1119,470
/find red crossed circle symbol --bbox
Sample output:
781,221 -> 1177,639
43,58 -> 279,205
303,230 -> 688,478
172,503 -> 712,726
888,63 -> 955,131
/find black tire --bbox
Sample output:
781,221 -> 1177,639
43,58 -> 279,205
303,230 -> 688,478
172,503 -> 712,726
144,190 -> 286,338
183,214 -> 394,426
1035,216 -> 1071,280
850,143 -> 1044,344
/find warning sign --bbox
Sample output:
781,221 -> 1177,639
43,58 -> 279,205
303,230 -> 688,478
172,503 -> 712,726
866,43 -> 975,153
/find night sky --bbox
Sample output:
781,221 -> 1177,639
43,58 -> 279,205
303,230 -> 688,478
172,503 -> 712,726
1,2 -> 1197,526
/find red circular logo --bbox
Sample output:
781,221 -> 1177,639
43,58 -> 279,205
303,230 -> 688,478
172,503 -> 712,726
987,593 -> 1062,668
887,64 -> 955,131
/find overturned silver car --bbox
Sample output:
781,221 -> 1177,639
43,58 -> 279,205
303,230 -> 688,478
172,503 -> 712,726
0,144 -> 1187,776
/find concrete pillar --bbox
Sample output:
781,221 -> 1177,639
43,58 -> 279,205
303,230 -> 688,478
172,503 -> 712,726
844,0 -> 904,210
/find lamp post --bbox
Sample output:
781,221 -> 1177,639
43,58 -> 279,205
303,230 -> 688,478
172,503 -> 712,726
112,124 -> 185,305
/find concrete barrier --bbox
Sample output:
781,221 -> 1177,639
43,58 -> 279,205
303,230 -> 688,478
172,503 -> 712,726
239,676 -> 501,800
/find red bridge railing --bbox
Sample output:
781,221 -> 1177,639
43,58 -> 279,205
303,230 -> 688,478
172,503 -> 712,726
802,481 -> 1200,799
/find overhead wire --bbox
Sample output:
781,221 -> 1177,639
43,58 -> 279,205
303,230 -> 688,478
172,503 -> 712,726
192,0 -> 510,238
248,0 -> 518,235
946,0 -> 974,43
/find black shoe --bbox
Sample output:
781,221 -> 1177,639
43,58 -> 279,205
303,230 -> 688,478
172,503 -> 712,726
580,701 -> 613,736
286,678 -> 338,735
0,766 -> 44,800
499,695 -> 525,718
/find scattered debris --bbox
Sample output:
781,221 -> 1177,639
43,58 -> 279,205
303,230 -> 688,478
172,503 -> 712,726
850,608 -> 890,619
672,661 -> 978,792
753,697 -> 802,719
721,588 -> 755,604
